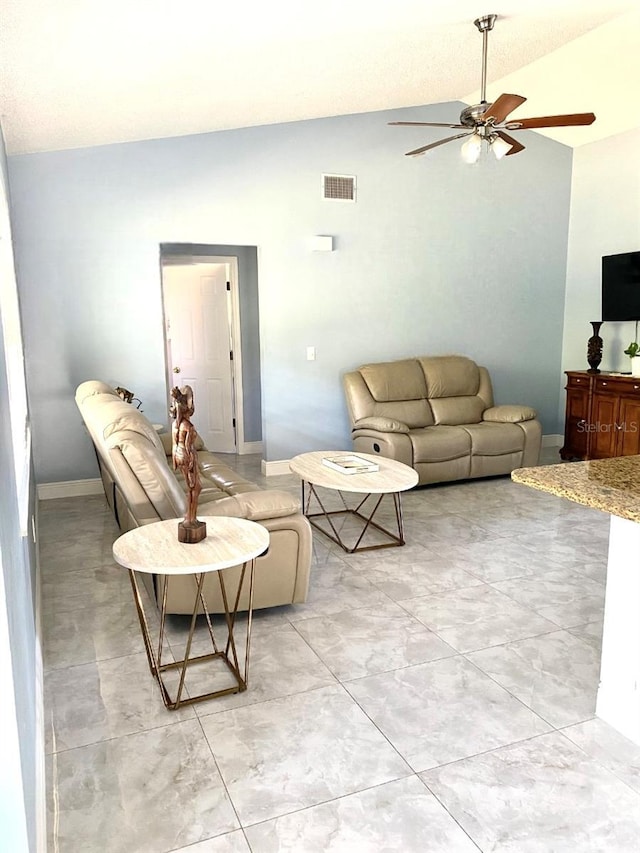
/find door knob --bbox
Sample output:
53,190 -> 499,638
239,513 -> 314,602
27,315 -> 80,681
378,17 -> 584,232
173,367 -> 181,374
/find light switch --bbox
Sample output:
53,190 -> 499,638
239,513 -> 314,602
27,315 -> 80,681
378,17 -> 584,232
306,346 -> 316,361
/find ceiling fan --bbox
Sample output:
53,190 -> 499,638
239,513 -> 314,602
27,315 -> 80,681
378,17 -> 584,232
390,13 -> 596,162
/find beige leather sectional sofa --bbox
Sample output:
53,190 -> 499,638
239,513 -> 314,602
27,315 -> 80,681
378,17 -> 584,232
343,355 -> 541,485
76,380 -> 312,614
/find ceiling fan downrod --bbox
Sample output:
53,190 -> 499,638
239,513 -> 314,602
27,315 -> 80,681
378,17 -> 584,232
474,14 -> 497,105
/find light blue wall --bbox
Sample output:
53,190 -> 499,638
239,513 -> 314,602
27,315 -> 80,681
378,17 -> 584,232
0,128 -> 39,853
8,103 -> 573,479
562,127 -> 640,394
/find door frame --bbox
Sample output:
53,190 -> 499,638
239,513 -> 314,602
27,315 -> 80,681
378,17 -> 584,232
160,254 -> 253,454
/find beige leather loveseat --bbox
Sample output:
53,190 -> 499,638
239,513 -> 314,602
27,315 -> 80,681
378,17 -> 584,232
76,380 -> 312,614
343,356 -> 541,485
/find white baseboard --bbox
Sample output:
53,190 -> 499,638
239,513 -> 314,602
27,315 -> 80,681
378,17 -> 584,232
542,434 -> 563,448
261,459 -> 293,476
37,478 -> 103,500
238,441 -> 263,456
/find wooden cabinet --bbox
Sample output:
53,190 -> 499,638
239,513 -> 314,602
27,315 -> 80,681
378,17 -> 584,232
618,397 -> 640,456
561,371 -> 640,460
561,373 -> 591,460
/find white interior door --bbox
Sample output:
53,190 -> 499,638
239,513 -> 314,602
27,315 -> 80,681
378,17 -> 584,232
162,262 -> 237,453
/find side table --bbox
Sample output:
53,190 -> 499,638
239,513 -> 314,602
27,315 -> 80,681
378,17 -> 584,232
112,516 -> 269,710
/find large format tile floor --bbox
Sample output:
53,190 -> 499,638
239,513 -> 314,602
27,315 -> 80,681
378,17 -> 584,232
42,452 -> 640,852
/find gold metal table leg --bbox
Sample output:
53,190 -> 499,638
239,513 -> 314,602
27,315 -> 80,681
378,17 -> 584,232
302,481 -> 407,553
129,559 -> 257,710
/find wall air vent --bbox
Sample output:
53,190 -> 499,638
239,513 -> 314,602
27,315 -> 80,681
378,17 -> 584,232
322,174 -> 356,202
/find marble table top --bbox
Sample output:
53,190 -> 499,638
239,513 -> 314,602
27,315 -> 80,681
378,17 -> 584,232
112,516 -> 270,575
512,455 -> 640,523
289,451 -> 419,495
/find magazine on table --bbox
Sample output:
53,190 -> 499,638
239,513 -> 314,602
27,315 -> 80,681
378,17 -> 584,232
321,454 -> 379,474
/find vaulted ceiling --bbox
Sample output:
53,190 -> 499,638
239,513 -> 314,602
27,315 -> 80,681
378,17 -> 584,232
0,0 -> 637,155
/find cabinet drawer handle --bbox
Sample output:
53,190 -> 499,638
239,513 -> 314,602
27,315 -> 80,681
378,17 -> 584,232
635,385 -> 640,390
577,419 -> 586,426
601,382 -> 607,386
615,424 -> 623,430
576,379 -> 581,383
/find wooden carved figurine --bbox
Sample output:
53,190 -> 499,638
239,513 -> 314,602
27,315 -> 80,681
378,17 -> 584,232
170,385 -> 206,543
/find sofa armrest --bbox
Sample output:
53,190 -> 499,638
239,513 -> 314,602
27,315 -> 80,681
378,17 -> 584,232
483,405 -> 537,424
198,490 -> 300,521
353,416 -> 409,434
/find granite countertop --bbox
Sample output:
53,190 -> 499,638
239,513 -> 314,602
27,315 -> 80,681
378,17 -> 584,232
511,455 -> 640,523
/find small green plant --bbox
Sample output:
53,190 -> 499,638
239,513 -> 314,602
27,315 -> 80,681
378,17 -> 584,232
624,341 -> 639,358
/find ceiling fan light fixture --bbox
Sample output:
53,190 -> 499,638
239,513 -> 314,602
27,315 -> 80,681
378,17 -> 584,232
461,132 -> 482,164
490,135 -> 512,160
391,16 -> 595,162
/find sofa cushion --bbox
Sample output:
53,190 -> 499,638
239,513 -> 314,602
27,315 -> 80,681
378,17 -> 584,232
159,431 -> 173,455
172,470 -> 230,503
462,422 -> 525,455
106,431 -> 186,518
429,396 -> 485,426
198,452 -> 242,473
360,360 -> 427,402
371,400 -> 434,429
103,408 -> 165,454
409,425 -> 471,463
200,490 -> 300,521
82,394 -> 134,423
198,454 -> 260,495
196,485 -> 230,503
419,356 -> 480,398
75,380 -> 120,404
414,456 -> 471,484
483,405 -> 537,424
344,362 -> 434,428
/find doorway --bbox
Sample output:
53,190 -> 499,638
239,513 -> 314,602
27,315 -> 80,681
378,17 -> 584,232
161,256 -> 243,454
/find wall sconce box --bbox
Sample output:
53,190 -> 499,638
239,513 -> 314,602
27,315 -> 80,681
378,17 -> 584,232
311,235 -> 334,252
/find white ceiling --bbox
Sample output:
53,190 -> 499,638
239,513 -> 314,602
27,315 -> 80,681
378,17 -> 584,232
0,0 -> 637,156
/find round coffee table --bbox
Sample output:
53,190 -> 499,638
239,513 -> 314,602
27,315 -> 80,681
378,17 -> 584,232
289,451 -> 418,553
113,516 -> 269,710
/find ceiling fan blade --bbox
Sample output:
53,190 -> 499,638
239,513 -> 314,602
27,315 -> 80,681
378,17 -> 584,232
504,112 -> 596,130
482,93 -> 527,124
389,121 -> 466,129
496,130 -> 525,156
405,133 -> 471,157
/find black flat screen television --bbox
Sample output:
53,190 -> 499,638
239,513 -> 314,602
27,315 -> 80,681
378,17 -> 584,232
602,251 -> 640,321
